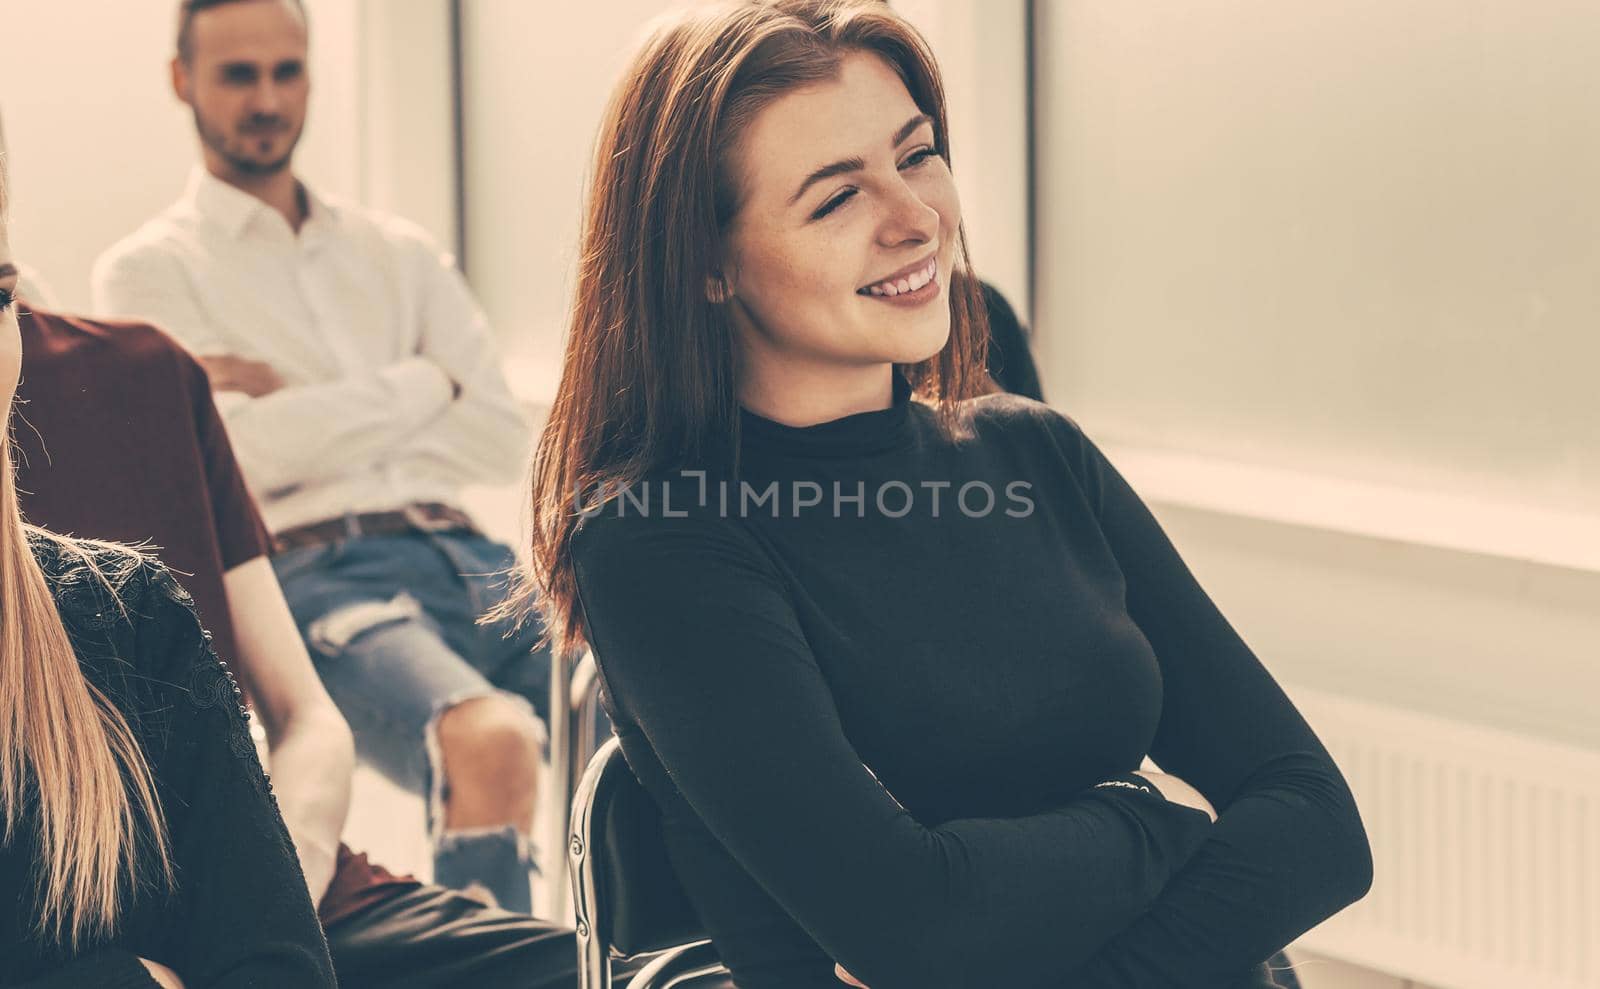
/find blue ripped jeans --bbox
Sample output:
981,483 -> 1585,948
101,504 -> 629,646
273,530 -> 552,914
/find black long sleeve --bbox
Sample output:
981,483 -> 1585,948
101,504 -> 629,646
575,507 -> 1217,989
133,566 -> 339,987
1055,425 -> 1374,987
1,537 -> 335,988
10,951 -> 160,988
571,377 -> 1370,989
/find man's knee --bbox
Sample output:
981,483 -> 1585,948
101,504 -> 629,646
433,695 -> 543,799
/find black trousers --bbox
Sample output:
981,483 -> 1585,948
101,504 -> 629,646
323,881 -> 1301,989
324,882 -> 643,989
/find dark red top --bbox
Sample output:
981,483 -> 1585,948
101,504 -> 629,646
15,308 -> 270,663
13,307 -> 418,925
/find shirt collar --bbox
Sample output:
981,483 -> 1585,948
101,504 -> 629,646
183,166 -> 339,240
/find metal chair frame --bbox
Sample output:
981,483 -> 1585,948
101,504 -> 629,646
569,736 -> 727,989
544,649 -> 609,920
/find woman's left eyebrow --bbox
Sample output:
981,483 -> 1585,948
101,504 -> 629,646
788,113 -> 936,206
0,264 -> 17,280
892,113 -> 934,147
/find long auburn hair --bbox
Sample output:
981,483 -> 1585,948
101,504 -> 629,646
507,0 -> 992,658
505,1 -> 992,662
0,174 -> 173,949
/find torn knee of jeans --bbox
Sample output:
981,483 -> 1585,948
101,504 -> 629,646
430,690 -> 548,754
422,688 -> 499,836
432,824 -> 543,900
307,592 -> 424,656
434,823 -> 526,854
421,690 -> 550,840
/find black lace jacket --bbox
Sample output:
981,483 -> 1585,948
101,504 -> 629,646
1,532 -> 336,988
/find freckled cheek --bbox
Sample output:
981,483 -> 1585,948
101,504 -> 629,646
737,241 -> 841,322
785,241 -> 858,308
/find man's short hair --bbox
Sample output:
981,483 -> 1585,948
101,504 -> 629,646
176,0 -> 307,64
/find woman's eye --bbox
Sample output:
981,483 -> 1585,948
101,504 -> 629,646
0,288 -> 14,312
812,189 -> 857,220
810,148 -> 937,221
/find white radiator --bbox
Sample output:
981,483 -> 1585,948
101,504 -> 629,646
1289,687 -> 1600,989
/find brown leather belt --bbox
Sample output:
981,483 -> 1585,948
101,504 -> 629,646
271,502 -> 478,555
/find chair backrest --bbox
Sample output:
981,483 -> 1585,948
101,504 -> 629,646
571,736 -> 711,987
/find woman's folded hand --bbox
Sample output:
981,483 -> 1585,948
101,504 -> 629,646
1133,770 -> 1218,822
139,958 -> 187,989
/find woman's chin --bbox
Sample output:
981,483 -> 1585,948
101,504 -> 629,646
889,319 -> 953,366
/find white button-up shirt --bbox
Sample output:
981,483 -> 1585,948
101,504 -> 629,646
92,169 -> 531,535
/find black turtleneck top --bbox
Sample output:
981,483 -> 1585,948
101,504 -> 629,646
570,375 -> 1372,989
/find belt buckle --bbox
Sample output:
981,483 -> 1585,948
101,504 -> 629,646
403,503 -> 458,534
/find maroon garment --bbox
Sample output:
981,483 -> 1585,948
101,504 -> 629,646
15,308 -> 269,663
319,845 -> 425,927
13,306 -> 417,922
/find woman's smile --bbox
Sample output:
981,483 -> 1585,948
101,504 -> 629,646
857,254 -> 942,307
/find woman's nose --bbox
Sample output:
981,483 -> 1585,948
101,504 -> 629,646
876,182 -> 940,248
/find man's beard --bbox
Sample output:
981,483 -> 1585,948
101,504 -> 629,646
194,108 -> 301,177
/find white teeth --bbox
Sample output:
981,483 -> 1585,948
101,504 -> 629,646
863,257 -> 937,297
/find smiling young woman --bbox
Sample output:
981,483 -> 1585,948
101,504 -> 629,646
506,3 -> 1373,988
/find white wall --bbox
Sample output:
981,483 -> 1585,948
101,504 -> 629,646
0,0 -> 369,313
1032,1 -> 1600,748
357,0 -> 456,252
1034,16 -> 1600,981
1034,0 -> 1600,515
460,0 -> 1030,401
458,0 -> 669,401
1154,501 -> 1600,751
895,0 -> 1030,319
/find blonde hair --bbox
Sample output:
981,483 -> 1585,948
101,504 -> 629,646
0,170 -> 173,948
